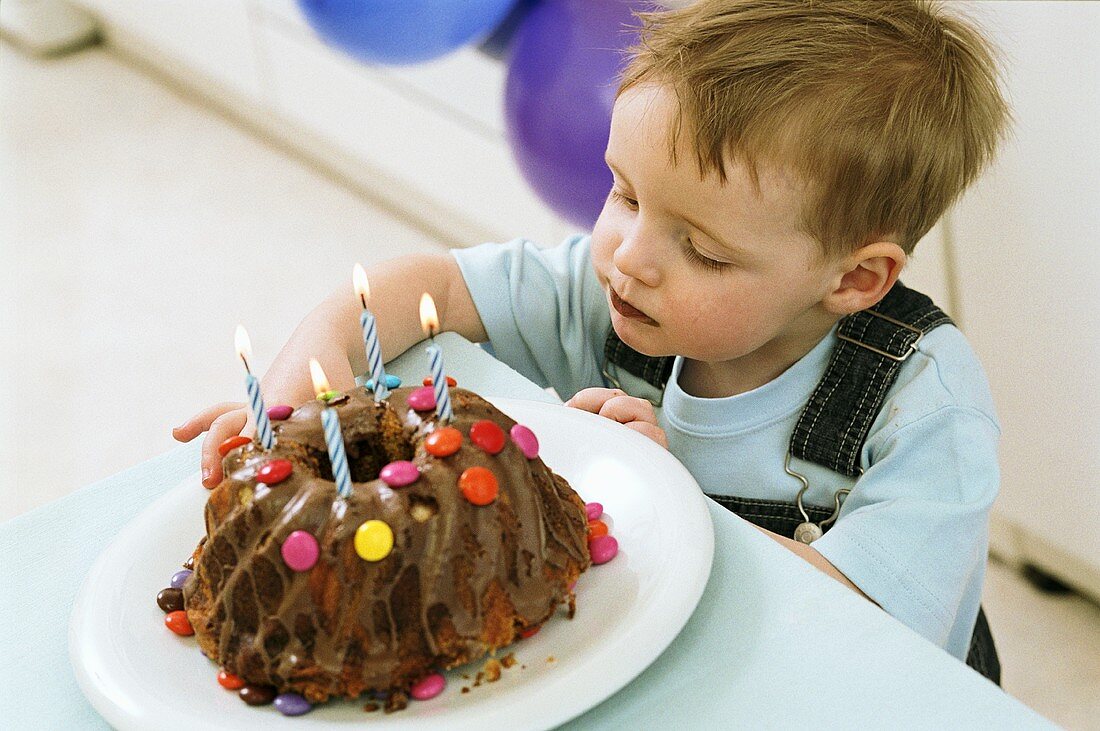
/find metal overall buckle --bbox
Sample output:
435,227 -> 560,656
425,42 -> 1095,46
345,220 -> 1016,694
785,453 -> 853,544
836,309 -> 924,362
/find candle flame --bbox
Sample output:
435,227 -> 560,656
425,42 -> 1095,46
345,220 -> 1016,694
419,293 -> 439,337
352,263 -> 370,308
309,358 -> 332,399
234,325 -> 253,372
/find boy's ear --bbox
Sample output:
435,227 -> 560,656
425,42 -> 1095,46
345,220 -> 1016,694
824,241 -> 907,316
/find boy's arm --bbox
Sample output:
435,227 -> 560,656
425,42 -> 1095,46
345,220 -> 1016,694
262,253 -> 487,404
174,252 -> 486,484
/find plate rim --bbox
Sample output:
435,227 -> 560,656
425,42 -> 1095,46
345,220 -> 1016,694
70,396 -> 715,730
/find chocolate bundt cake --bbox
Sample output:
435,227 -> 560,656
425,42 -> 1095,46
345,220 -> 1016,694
182,386 -> 590,704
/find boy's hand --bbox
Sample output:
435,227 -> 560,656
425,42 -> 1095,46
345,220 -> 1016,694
565,388 -> 668,449
172,402 -> 251,488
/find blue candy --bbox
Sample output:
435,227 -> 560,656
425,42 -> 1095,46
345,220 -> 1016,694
365,374 -> 402,390
170,569 -> 193,589
274,692 -> 312,716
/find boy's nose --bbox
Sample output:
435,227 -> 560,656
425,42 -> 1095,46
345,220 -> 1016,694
613,229 -> 662,288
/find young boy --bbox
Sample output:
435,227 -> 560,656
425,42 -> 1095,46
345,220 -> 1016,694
176,0 -> 1008,681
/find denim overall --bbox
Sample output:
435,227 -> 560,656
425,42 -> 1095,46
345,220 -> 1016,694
602,282 -> 1001,684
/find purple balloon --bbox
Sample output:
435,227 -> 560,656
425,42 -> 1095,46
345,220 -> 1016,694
504,0 -> 642,228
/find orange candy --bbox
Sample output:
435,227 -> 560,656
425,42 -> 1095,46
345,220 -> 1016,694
218,435 -> 251,457
165,610 -> 194,636
425,427 -> 463,457
423,376 -> 457,387
217,669 -> 246,690
519,625 -> 541,639
458,466 -> 499,506
587,519 -> 609,538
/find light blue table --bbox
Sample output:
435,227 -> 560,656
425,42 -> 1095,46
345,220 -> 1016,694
1,334 -> 1051,729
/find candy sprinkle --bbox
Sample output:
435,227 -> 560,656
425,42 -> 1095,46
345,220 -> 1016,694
355,520 -> 394,561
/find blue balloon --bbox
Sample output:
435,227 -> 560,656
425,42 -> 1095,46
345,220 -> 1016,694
298,0 -> 520,65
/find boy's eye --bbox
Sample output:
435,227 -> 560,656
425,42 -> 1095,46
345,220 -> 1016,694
610,189 -> 638,210
683,240 -> 730,272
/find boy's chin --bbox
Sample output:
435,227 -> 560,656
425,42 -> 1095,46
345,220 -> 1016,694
610,318 -> 673,358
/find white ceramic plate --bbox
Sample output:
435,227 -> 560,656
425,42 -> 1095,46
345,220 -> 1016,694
70,398 -> 714,731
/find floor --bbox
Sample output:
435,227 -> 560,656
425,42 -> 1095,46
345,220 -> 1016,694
2,40 -> 1098,730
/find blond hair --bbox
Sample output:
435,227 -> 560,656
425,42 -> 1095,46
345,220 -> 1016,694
618,0 -> 1010,256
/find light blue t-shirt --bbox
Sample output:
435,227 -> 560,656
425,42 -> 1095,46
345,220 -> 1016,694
453,234 -> 1000,662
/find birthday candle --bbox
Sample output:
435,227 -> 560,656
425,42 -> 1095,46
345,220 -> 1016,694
310,359 -> 353,499
418,293 -> 453,422
234,325 -> 274,449
353,263 -> 389,401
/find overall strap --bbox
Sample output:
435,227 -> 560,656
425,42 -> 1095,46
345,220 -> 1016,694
603,330 -> 675,389
788,281 -> 953,477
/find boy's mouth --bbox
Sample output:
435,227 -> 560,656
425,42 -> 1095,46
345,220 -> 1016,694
610,288 -> 659,326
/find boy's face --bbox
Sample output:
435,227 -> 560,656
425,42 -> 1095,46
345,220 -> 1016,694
591,83 -> 842,368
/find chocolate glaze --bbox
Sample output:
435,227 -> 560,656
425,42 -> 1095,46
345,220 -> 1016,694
183,387 -> 590,703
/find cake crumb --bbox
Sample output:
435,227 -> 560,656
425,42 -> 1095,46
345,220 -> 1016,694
384,691 -> 408,714
363,702 -> 380,713
483,658 -> 502,682
521,665 -> 527,670
461,687 -> 470,694
501,653 -> 517,669
547,656 -> 556,663
473,671 -> 485,687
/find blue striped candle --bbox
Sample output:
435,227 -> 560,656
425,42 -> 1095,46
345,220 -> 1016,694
427,342 -> 453,422
235,325 -> 274,449
353,264 -> 389,401
309,358 -> 353,499
321,405 -> 353,498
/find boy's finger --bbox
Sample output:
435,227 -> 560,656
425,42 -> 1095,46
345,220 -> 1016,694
624,421 -> 668,449
200,410 -> 248,487
564,388 -> 627,413
173,401 -> 245,442
598,395 -> 657,425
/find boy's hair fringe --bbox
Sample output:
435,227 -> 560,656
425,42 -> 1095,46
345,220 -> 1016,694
618,0 -> 1011,256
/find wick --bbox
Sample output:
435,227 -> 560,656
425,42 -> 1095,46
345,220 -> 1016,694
359,293 -> 367,309
240,354 -> 252,376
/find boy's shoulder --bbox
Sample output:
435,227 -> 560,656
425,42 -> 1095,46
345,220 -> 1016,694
876,322 -> 1000,438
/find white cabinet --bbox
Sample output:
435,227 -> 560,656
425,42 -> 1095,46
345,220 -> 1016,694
947,2 -> 1100,600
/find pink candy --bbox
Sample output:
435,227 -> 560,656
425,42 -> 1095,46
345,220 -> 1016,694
589,535 -> 619,565
585,502 -> 603,521
410,672 -> 446,700
509,424 -> 539,459
379,460 -> 420,487
406,386 -> 436,412
281,530 -> 319,572
267,404 -> 293,421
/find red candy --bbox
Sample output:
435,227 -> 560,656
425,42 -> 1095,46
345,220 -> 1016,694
218,435 -> 251,457
218,669 -> 246,690
458,466 -> 499,506
519,625 -> 541,639
469,420 -> 506,454
587,519 -> 609,538
422,376 -> 457,387
165,610 -> 194,636
425,427 -> 463,457
256,459 -> 293,485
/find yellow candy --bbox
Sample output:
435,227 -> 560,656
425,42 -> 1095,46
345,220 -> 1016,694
354,520 -> 394,562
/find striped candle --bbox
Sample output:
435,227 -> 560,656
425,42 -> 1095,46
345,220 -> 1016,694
309,358 -> 353,499
353,264 -> 389,401
234,325 -> 274,449
320,405 -> 353,498
427,342 -> 452,422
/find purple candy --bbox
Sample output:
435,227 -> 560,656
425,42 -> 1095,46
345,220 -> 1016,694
589,535 -> 618,565
170,569 -> 193,589
274,692 -> 312,716
379,460 -> 420,488
410,672 -> 446,700
406,386 -> 436,412
509,423 -> 540,459
585,502 -> 603,521
281,530 -> 320,572
267,404 -> 293,421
